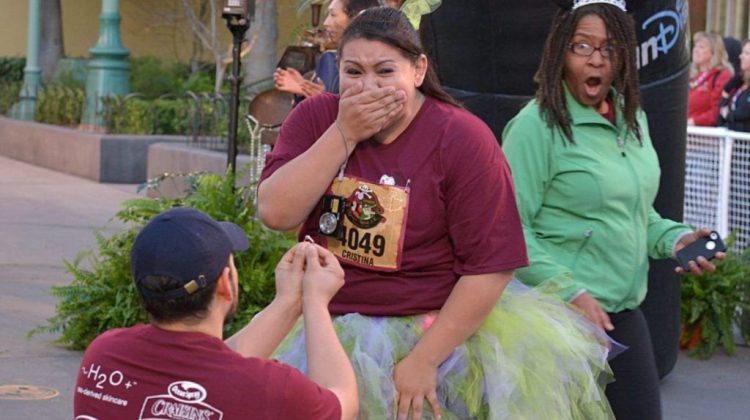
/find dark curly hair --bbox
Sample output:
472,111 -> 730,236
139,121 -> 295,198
535,3 -> 641,144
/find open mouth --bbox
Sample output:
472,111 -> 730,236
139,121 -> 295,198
584,77 -> 603,97
585,77 -> 602,86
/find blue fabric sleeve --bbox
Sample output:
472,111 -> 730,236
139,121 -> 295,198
315,52 -> 339,94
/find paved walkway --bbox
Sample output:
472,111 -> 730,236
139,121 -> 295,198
0,155 -> 747,418
0,156 -> 138,418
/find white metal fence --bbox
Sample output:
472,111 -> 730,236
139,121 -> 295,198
685,126 -> 750,250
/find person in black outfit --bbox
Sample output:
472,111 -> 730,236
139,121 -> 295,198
723,36 -> 742,75
719,39 -> 750,132
718,39 -> 750,249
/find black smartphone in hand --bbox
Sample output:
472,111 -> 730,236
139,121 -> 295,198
675,231 -> 726,271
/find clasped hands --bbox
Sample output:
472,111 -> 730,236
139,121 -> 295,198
273,242 -> 345,311
277,241 -> 442,420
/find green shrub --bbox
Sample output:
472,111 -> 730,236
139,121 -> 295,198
101,96 -> 193,135
129,57 -> 216,98
130,57 -> 185,98
151,98 -> 191,134
183,71 -> 215,93
0,82 -> 21,116
35,85 -> 84,126
30,169 -> 295,350
680,233 -> 750,358
100,93 -> 235,138
0,57 -> 85,120
53,68 -> 86,91
0,57 -> 25,83
102,96 -> 151,134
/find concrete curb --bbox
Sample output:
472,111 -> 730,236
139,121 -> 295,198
0,116 -> 183,183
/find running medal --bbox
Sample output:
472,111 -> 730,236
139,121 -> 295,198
322,175 -> 409,271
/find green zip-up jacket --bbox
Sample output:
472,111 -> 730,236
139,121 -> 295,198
502,87 -> 691,313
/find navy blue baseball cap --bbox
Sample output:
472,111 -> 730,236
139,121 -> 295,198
131,207 -> 249,301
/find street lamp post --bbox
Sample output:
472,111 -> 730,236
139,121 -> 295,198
12,0 -> 42,121
81,0 -> 130,129
222,0 -> 254,173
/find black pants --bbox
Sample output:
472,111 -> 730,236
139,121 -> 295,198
606,308 -> 662,420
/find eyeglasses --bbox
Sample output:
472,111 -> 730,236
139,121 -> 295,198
568,42 -> 616,58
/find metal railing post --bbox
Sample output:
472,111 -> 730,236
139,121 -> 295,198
717,133 -> 734,238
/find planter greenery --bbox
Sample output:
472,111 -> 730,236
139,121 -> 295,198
130,57 -> 215,98
1,55 -> 226,135
30,169 -> 295,350
103,95 -> 194,134
0,82 -> 21,116
680,233 -> 750,358
35,85 -> 85,126
0,57 -> 25,84
100,92 -> 238,135
99,94 -> 255,151
0,57 -> 25,116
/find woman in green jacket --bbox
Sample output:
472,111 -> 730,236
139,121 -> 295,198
502,1 -> 723,419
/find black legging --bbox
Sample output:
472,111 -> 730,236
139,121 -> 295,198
606,308 -> 662,420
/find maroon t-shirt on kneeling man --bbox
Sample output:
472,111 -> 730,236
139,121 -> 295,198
74,324 -> 341,420
261,93 -> 528,316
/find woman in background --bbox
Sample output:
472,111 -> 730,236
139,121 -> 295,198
719,39 -> 750,132
688,31 -> 733,126
274,0 -> 380,98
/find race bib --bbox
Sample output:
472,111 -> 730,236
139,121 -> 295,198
323,175 -> 409,271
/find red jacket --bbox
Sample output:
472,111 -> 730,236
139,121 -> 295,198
688,68 -> 733,126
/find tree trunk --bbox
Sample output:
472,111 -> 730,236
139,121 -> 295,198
40,0 -> 65,82
215,59 -> 227,94
191,0 -> 211,74
243,0 -> 277,90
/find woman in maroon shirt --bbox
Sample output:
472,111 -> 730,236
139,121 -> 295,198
259,7 -> 613,419
688,31 -> 734,126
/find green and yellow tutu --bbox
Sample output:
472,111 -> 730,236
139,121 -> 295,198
274,280 -> 614,419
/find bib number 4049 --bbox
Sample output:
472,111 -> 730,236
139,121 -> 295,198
339,226 -> 386,257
